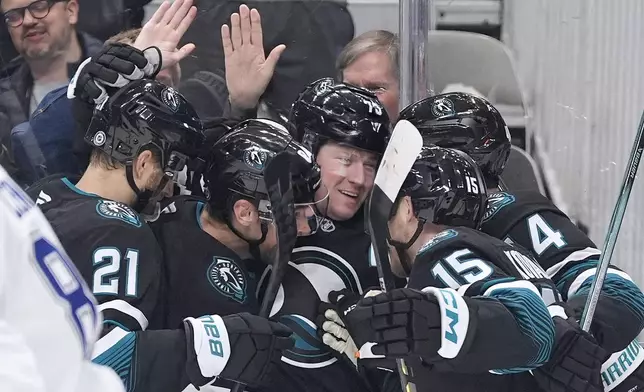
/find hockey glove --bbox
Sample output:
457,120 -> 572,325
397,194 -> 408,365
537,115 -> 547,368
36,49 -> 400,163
567,293 -> 639,352
316,289 -> 385,368
346,288 -> 443,358
183,313 -> 294,389
533,303 -> 610,392
68,42 -> 161,108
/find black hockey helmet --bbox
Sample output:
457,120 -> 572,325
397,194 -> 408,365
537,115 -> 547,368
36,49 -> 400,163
398,92 -> 511,183
85,79 -> 205,212
398,146 -> 488,229
289,78 -> 390,156
204,119 -> 321,246
389,146 -> 488,275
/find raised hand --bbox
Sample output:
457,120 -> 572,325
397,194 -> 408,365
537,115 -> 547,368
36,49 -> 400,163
222,4 -> 286,110
134,0 -> 197,71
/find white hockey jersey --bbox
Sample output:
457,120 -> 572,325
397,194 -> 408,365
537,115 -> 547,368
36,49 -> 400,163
0,166 -> 124,392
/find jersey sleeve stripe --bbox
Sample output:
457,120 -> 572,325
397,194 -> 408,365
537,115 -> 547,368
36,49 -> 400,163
545,247 -> 601,277
482,281 -> 555,373
92,326 -> 129,359
567,268 -> 632,298
93,328 -> 136,390
99,300 -> 149,331
573,275 -> 644,327
482,280 -> 541,298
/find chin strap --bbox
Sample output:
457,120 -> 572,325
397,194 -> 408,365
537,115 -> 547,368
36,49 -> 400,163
388,218 -> 425,276
225,218 -> 268,261
126,163 -> 172,214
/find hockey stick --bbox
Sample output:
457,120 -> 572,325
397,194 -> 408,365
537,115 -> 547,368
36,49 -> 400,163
365,120 -> 423,392
231,152 -> 297,392
579,110 -> 644,332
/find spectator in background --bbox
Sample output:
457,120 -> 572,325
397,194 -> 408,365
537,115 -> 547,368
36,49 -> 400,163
75,0 -> 152,42
336,30 -> 399,120
9,26 -> 184,187
0,0 -> 101,178
0,0 -> 151,70
0,18 -> 18,67
180,0 -> 354,112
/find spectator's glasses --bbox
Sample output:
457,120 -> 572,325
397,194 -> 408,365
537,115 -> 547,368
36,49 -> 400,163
3,0 -> 67,28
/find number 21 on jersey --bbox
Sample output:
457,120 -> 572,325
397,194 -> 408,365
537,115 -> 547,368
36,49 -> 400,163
93,248 -> 140,297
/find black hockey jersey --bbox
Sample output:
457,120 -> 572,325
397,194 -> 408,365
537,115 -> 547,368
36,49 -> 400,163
405,227 -> 557,392
27,177 -> 165,331
150,196 -> 260,328
261,211 -> 378,392
26,177 -> 183,391
480,191 -> 644,352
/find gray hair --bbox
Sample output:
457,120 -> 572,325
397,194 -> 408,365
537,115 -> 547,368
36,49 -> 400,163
336,30 -> 400,81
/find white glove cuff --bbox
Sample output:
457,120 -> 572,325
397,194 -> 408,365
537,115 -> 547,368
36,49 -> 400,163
184,315 -> 231,378
421,287 -> 470,359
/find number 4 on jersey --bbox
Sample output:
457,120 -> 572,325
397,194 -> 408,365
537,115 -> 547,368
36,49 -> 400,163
528,214 -> 566,255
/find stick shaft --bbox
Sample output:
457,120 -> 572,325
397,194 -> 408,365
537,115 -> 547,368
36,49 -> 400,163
580,110 -> 644,331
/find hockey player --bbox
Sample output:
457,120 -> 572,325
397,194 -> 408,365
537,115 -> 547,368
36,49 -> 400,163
399,92 -> 644,392
258,78 -> 391,392
27,80 -> 294,392
150,118 -> 323,330
0,164 -> 124,392
328,146 -> 557,392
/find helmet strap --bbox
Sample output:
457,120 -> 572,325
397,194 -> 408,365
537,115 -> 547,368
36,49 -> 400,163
388,218 -> 425,276
126,162 -> 173,215
225,215 -> 268,261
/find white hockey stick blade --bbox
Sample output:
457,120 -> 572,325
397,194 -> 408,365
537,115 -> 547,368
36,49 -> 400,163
374,120 -> 424,202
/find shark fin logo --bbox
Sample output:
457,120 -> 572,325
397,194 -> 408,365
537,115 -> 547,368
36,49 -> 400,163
243,148 -> 268,170
483,192 -> 516,222
431,98 -> 455,117
207,258 -> 247,303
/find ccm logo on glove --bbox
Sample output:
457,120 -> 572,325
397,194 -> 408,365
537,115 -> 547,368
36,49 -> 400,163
422,287 -> 470,359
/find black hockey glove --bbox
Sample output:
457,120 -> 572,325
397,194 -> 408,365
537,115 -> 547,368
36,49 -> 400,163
183,313 -> 294,389
68,42 -> 161,107
346,288 -> 443,358
567,293 -> 638,352
533,304 -> 610,392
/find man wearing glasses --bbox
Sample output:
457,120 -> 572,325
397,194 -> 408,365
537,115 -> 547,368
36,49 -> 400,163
0,0 -> 101,179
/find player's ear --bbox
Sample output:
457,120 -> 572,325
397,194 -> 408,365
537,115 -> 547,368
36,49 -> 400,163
133,150 -> 155,180
403,196 -> 415,223
232,199 -> 255,227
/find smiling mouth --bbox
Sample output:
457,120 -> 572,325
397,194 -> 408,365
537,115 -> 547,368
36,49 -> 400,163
339,190 -> 359,199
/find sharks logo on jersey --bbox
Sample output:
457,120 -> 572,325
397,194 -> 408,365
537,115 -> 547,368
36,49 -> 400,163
483,192 -> 516,222
266,246 -> 363,368
96,200 -> 141,227
208,257 -> 248,303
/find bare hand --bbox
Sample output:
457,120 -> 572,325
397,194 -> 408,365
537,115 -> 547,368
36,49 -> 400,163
222,4 -> 285,110
134,0 -> 197,70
